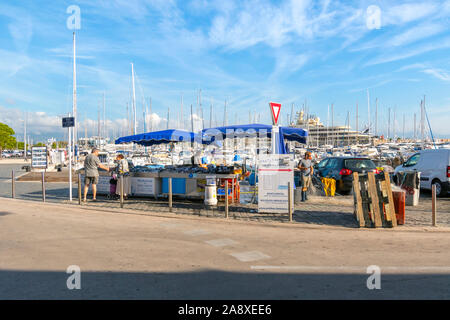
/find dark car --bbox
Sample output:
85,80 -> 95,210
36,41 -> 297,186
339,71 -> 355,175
314,157 -> 381,195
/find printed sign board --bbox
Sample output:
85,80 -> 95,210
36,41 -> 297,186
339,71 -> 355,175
81,174 -> 110,194
258,154 -> 294,213
62,117 -> 75,128
131,177 -> 157,196
31,146 -> 48,168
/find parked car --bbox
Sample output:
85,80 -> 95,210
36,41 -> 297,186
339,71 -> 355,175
394,149 -> 450,197
314,157 -> 380,195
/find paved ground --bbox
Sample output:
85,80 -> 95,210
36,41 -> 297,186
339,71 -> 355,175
0,198 -> 449,299
1,163 -> 449,228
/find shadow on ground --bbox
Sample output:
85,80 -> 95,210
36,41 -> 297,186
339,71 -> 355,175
0,186 -> 358,228
0,269 -> 448,299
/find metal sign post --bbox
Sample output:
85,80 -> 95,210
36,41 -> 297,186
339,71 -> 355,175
269,102 -> 282,155
63,116 -> 75,201
69,126 -> 72,201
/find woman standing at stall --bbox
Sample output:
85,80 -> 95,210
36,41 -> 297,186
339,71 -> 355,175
115,154 -> 131,199
298,151 -> 314,202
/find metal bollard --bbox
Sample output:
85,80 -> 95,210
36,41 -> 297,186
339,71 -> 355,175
432,184 -> 437,227
225,182 -> 229,218
41,172 -> 46,202
78,173 -> 82,205
120,175 -> 124,208
11,170 -> 15,198
231,179 -> 235,203
288,182 -> 292,222
168,177 -> 173,212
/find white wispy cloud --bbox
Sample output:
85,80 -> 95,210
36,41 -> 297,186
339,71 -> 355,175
365,37 -> 450,66
423,68 -> 450,81
383,2 -> 439,25
387,23 -> 446,47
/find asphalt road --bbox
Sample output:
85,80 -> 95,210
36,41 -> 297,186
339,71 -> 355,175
0,163 -> 75,202
0,198 -> 449,299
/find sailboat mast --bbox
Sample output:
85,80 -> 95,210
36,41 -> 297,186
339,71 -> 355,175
190,104 -> 194,132
72,32 -> 77,156
126,103 -> 129,135
288,103 -> 294,125
223,100 -> 227,126
149,98 -> 152,132
142,96 -> 146,133
326,104 -> 329,146
210,98 -> 213,128
331,103 -> 334,147
167,107 -> 170,130
103,92 -> 106,139
403,113 -> 405,140
388,107 -> 391,140
356,102 -> 358,144
375,98 -> 378,137
414,113 -> 417,140
180,93 -> 183,129
97,101 -> 100,146
131,63 -> 137,135
347,111 -> 350,146
393,108 -> 396,139
367,89 -> 370,138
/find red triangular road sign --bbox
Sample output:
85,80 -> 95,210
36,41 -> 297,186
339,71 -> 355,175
269,102 -> 281,125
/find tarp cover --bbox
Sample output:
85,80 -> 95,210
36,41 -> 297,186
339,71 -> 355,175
115,125 -> 307,154
115,129 -> 197,146
201,124 -> 307,145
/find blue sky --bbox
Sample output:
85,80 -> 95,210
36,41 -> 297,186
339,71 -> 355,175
0,0 -> 449,140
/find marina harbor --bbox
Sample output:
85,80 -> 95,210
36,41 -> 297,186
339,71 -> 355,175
1,0 -> 449,304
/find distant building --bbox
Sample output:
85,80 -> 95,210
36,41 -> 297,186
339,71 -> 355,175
290,111 -> 371,146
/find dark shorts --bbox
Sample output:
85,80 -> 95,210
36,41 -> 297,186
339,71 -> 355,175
84,176 -> 98,185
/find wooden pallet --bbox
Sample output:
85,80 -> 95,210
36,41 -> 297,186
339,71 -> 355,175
352,171 -> 397,228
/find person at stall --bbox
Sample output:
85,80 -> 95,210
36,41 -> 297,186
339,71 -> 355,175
297,151 -> 313,202
115,154 -> 131,199
115,154 -> 129,174
193,150 -> 203,165
83,148 -> 109,202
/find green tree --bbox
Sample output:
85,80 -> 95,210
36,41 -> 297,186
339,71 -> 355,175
0,122 -> 17,150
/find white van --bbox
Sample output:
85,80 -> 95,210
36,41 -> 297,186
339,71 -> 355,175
394,149 -> 450,196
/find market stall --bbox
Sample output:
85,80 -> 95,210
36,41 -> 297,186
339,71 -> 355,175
113,129 -> 241,202
200,124 -> 308,205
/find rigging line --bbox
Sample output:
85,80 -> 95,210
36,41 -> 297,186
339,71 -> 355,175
423,103 -> 437,149
134,72 -> 146,101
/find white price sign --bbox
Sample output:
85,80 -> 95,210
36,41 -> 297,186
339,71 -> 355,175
257,154 -> 294,214
131,177 -> 156,195
31,146 -> 48,168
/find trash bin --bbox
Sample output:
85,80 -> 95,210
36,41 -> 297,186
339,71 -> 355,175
392,190 -> 406,225
397,171 -> 420,206
204,176 -> 217,206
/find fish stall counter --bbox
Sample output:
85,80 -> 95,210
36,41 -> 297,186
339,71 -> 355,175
78,168 -> 240,201
158,172 -> 240,201
78,169 -> 161,197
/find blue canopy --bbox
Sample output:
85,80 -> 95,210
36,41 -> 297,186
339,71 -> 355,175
115,129 -> 197,146
279,126 -> 308,144
201,124 -> 307,144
